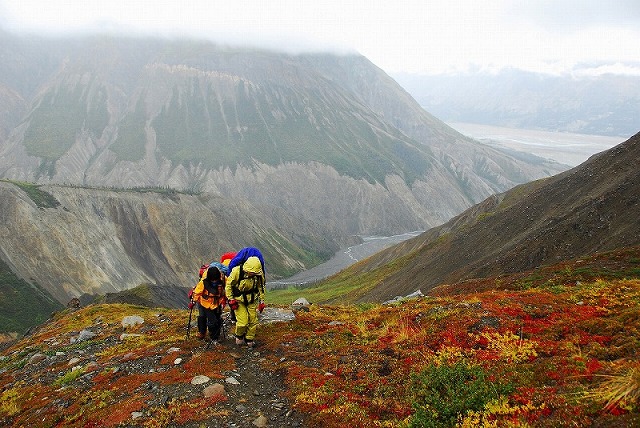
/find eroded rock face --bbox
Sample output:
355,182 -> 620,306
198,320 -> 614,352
0,150 -> 509,305
0,182 -> 343,303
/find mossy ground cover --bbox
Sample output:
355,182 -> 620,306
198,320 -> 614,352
0,304 -> 236,427
260,277 -> 640,427
1,179 -> 61,208
259,248 -> 640,427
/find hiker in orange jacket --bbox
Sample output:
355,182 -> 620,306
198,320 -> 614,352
225,256 -> 265,348
192,265 -> 226,342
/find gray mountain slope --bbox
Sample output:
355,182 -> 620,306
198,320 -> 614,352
0,33 -> 565,237
342,132 -> 640,303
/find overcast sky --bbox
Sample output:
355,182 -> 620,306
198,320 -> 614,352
1,0 -> 639,76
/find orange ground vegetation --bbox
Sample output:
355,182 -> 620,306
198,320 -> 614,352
1,248 -> 639,427
258,249 -> 640,427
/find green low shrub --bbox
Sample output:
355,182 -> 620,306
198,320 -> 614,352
408,361 -> 514,427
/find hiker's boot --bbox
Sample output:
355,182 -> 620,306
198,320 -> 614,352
196,332 -> 206,340
209,331 -> 220,342
235,335 -> 246,346
245,340 -> 255,349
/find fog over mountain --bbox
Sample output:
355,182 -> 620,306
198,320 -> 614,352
2,1 -> 639,77
393,68 -> 640,138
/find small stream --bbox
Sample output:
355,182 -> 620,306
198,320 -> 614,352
268,230 -> 423,289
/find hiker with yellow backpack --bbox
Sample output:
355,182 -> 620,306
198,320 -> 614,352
225,248 -> 266,348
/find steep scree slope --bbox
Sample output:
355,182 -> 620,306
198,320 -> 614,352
0,183 -> 340,305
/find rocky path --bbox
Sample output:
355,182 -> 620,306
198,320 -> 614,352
182,309 -> 307,428
208,342 -> 306,428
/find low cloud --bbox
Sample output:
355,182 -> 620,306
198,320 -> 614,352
1,0 -> 639,76
572,63 -> 640,77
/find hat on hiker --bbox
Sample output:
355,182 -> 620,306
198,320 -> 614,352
207,265 -> 221,281
243,256 -> 263,275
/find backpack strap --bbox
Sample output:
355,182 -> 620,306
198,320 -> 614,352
202,279 -> 223,304
238,262 -> 245,281
231,275 -> 263,305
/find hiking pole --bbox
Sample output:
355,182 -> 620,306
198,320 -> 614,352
186,302 -> 194,339
221,310 -> 229,342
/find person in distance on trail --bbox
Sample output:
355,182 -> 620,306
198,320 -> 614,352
220,251 -> 238,323
220,252 -> 237,267
225,255 -> 266,349
192,265 -> 226,343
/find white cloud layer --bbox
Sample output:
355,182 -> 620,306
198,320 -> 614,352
1,0 -> 639,75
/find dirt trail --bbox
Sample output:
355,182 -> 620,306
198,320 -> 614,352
195,342 -> 306,427
186,311 -> 307,427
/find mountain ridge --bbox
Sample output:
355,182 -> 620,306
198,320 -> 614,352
0,32 -> 565,235
302,132 -> 640,304
0,32 -> 566,334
